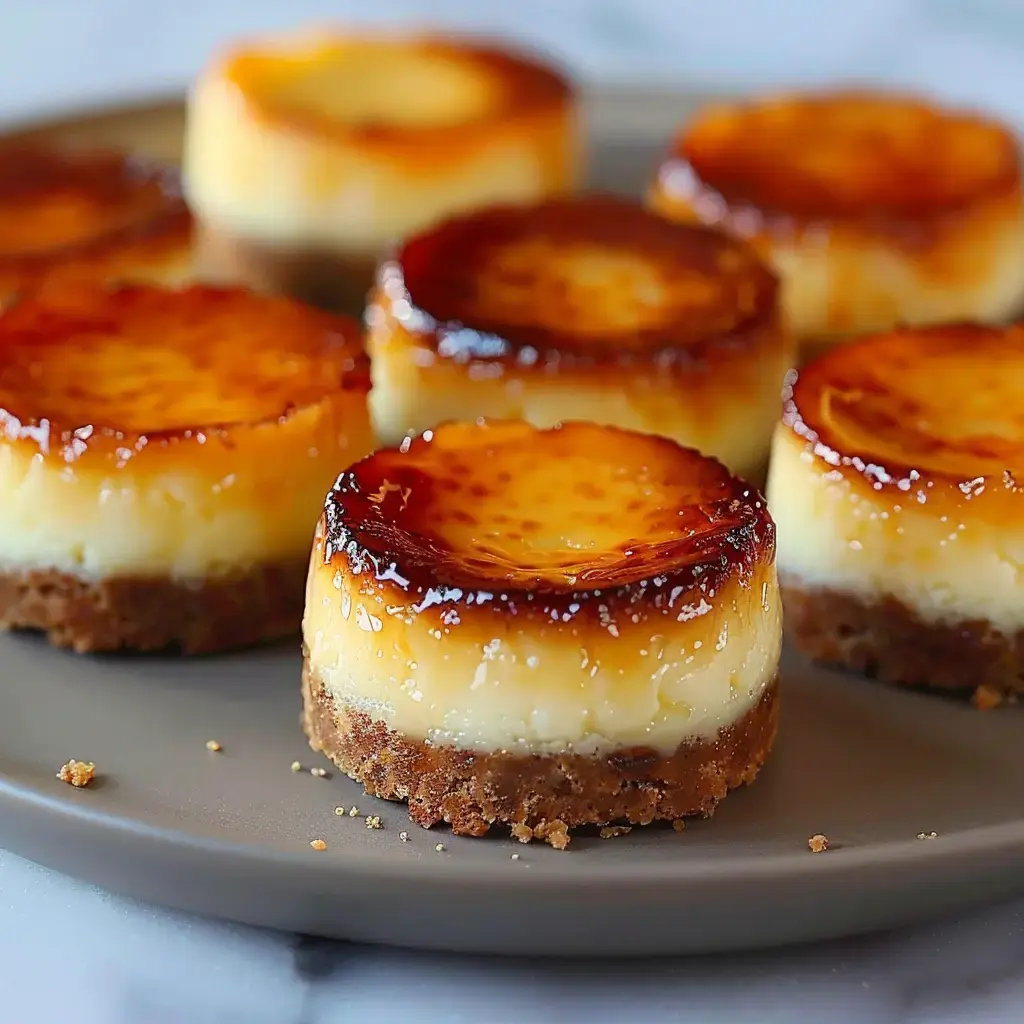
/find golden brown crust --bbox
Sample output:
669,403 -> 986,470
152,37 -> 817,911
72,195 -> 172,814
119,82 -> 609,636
379,194 -> 779,370
221,33 -> 573,160
302,659 -> 779,838
782,579 -> 1024,698
0,281 -> 369,466
783,322 -> 1024,494
0,145 -> 191,299
194,220 -> 376,314
0,561 -> 307,654
320,419 -> 776,617
659,91 -> 1019,234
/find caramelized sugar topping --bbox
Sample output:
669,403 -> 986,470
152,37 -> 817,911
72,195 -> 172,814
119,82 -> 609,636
0,283 -> 367,448
789,323 -> 1024,481
388,196 -> 777,363
0,146 -> 187,264
227,34 -> 570,138
677,92 -> 1018,221
324,420 -> 772,594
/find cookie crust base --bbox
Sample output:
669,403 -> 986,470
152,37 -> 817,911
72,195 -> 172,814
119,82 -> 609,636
302,659 -> 779,841
0,561 -> 307,654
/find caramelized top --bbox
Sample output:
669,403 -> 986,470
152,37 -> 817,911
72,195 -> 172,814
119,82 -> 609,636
0,145 -> 189,281
666,91 -> 1019,224
0,282 -> 368,462
380,195 -> 778,368
222,30 -> 571,144
323,419 -> 773,603
786,323 -> 1024,486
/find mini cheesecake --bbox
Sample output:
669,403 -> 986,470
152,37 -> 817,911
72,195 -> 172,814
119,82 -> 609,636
0,281 -> 372,654
767,323 -> 1024,702
367,195 -> 791,481
184,28 -> 578,312
0,145 -> 192,306
303,420 -> 781,845
648,90 -> 1024,357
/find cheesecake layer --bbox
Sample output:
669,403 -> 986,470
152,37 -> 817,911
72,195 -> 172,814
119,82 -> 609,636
185,27 -> 578,300
0,282 -> 372,580
0,145 -> 193,303
367,195 -> 792,479
648,91 -> 1024,352
767,323 -> 1024,637
304,420 -> 781,756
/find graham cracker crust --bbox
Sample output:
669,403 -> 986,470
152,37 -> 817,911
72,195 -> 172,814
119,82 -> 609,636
301,659 -> 779,842
783,580 -> 1024,699
0,561 -> 307,654
194,221 -> 376,316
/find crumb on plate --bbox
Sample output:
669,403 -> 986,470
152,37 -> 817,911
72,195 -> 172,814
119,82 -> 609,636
365,815 -> 383,830
599,826 -> 632,839
290,760 -> 302,772
309,766 -> 328,778
808,833 -> 829,854
399,831 -> 409,842
672,818 -> 686,832
973,684 -> 1004,710
348,806 -> 359,817
917,831 -> 939,840
57,759 -> 96,788
310,839 -> 327,851
205,740 -> 222,752
434,842 -> 446,853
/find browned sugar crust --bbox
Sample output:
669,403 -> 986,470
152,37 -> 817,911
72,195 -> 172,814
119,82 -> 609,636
0,561 -> 307,654
783,579 -> 1024,698
302,660 -> 779,839
195,220 -> 375,315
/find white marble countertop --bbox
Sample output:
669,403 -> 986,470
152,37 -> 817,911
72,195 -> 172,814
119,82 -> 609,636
4,1 -> 1024,1020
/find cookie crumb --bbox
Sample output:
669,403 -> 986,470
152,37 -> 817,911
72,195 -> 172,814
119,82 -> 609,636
334,806 -> 345,816
57,760 -> 96,788
309,839 -> 327,851
290,760 -> 302,772
365,815 -> 383,830
434,842 -> 446,853
534,819 -> 571,850
672,818 -> 686,833
808,833 -> 829,854
399,831 -> 409,842
599,826 -> 632,839
916,831 -> 938,840
510,852 -> 521,861
348,806 -> 360,817
511,823 -> 533,844
973,684 -> 1004,710
205,740 -> 222,752
309,766 -> 328,778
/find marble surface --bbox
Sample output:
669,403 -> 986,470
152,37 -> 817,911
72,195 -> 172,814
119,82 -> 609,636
4,1 -> 1024,1021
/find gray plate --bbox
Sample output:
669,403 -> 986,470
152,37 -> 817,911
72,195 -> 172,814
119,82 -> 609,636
0,93 -> 1023,957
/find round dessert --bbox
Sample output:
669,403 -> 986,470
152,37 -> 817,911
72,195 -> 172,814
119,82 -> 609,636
302,420 -> 781,846
767,323 -> 1024,705
648,90 -> 1024,357
184,27 -> 578,312
0,145 -> 193,306
367,195 -> 791,481
0,281 -> 373,654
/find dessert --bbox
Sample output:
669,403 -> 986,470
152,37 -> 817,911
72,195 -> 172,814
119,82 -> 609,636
648,90 -> 1024,357
0,281 -> 372,654
302,420 -> 781,844
767,322 -> 1024,701
0,145 -> 192,306
184,28 -> 578,311
367,195 -> 791,481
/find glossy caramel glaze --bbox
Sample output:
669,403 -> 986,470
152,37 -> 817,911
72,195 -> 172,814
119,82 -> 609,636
0,145 -> 192,299
320,420 -> 775,618
224,32 -> 572,159
0,281 -> 368,466
657,91 -> 1019,234
381,194 -> 779,369
785,322 -> 1024,490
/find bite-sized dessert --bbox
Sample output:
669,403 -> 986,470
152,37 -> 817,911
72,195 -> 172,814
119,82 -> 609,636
648,90 -> 1024,357
767,322 -> 1024,704
367,195 -> 791,481
0,281 -> 372,654
184,27 -> 578,312
0,145 -> 193,306
303,420 -> 781,846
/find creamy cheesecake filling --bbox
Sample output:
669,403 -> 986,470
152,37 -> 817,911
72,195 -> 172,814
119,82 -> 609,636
305,560 -> 780,756
768,414 -> 1024,635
